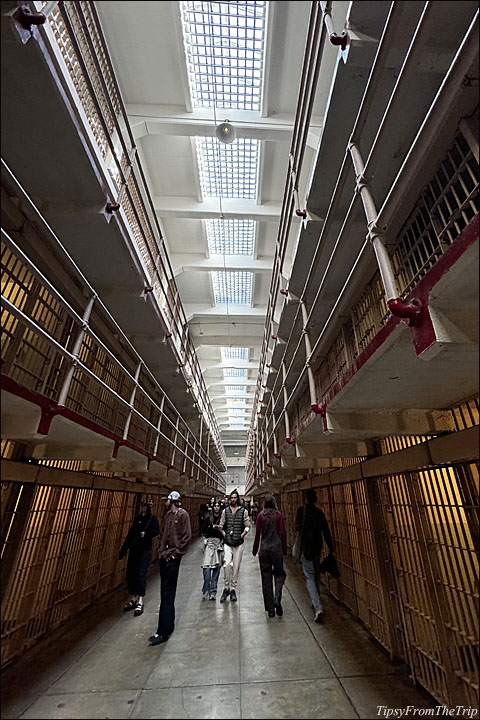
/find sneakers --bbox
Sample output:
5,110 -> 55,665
314,610 -> 323,624
267,610 -> 275,617
123,599 -> 136,612
209,595 -> 216,601
148,633 -> 169,645
274,599 -> 283,617
133,602 -> 144,616
202,592 -> 209,600
229,589 -> 237,602
220,589 -> 230,603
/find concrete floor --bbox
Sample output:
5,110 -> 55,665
1,534 -> 437,719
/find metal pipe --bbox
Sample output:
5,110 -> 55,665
349,141 -> 421,321
56,294 -> 96,407
122,361 -> 143,441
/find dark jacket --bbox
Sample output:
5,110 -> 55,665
203,512 -> 224,540
119,511 -> 159,559
295,504 -> 334,561
119,510 -> 160,596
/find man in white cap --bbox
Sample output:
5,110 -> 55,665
148,490 -> 191,645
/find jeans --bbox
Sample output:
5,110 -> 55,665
259,549 -> 286,613
202,566 -> 220,596
301,553 -> 322,613
223,543 -> 245,590
157,556 -> 181,637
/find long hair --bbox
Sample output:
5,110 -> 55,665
210,502 -> 222,525
264,494 -> 276,509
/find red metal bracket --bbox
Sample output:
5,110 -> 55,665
330,32 -> 349,51
106,202 -> 121,213
388,297 -> 422,327
285,437 -> 296,445
13,6 -> 48,29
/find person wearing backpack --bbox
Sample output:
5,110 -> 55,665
252,494 -> 287,617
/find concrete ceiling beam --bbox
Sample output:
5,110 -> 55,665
280,457 -> 343,470
324,409 -> 456,436
172,255 -> 274,276
153,196 -> 289,222
295,441 -> 374,458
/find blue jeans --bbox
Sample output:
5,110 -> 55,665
301,553 -> 322,613
202,566 -> 220,596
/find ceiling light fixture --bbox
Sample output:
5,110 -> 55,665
216,121 -> 236,144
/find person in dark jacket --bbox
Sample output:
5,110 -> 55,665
252,494 -> 287,618
295,488 -> 334,623
119,500 -> 159,616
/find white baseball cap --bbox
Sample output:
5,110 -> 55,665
162,490 -> 181,501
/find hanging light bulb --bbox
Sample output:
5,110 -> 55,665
215,121 -> 236,144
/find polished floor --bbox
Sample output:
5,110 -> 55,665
1,533 -> 437,719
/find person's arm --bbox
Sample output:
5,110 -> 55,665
241,508 -> 251,539
119,522 -> 134,559
145,515 -> 160,539
218,509 -> 226,538
175,511 -> 192,556
252,513 -> 263,556
321,511 -> 334,553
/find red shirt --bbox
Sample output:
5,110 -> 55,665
252,509 -> 287,556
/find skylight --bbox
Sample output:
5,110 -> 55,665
180,1 -> 266,111
196,137 -> 258,199
212,271 -> 252,304
221,347 -> 248,361
206,219 -> 255,255
223,368 -> 248,378
226,385 -> 247,393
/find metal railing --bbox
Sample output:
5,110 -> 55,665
30,0 -> 226,469
1,161 -> 225,493
246,3 -> 479,488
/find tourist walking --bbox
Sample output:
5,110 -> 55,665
201,500 -> 224,600
295,488 -> 334,623
148,490 -> 191,645
252,494 -> 287,617
218,489 -> 251,602
119,500 -> 159,616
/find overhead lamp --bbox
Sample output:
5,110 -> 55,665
215,121 -> 236,144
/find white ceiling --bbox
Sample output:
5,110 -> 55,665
96,0 -> 331,444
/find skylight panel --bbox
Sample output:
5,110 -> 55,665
196,137 -> 258,199
223,368 -> 248,379
221,347 -> 248,361
226,385 -> 247,393
212,271 -> 252,304
181,1 -> 266,111
206,219 -> 255,255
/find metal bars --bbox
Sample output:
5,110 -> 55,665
0,476 -> 207,666
42,2 -> 225,467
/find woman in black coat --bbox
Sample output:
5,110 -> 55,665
119,500 -> 159,616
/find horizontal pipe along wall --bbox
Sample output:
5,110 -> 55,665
259,397 -> 478,709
